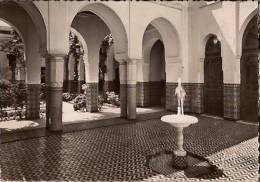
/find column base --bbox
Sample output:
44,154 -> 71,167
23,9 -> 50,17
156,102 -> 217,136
127,84 -> 136,119
191,83 -> 204,114
85,83 -> 98,112
166,83 -> 178,111
172,154 -> 188,169
46,87 -> 63,131
136,82 -> 150,107
120,84 -> 127,118
224,84 -> 240,120
26,84 -> 40,119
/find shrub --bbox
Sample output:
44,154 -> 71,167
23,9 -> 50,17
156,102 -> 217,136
106,91 -> 120,107
0,79 -> 14,113
62,93 -> 76,102
0,109 -> 26,121
98,95 -> 105,111
40,83 -> 46,101
11,82 -> 27,110
73,94 -> 86,111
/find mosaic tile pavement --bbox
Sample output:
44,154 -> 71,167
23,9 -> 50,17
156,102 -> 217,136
0,114 -> 258,181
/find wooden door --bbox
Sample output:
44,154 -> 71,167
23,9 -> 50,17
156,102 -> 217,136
204,36 -> 223,117
240,16 -> 258,122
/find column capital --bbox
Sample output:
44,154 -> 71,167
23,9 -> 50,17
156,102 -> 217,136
235,55 -> 241,60
46,54 -> 65,88
45,53 -> 67,62
165,56 -> 181,63
117,60 -> 127,65
126,58 -> 141,65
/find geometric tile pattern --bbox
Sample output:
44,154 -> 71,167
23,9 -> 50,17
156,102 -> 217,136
166,83 -> 204,114
190,83 -> 204,114
85,82 -> 98,112
137,82 -> 150,107
0,114 -> 258,181
26,84 -> 40,119
166,82 -> 178,111
149,81 -> 165,106
137,81 -> 166,107
144,137 -> 259,182
223,84 -> 240,120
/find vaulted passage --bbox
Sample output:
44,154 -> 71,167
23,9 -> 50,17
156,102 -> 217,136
204,36 -> 223,117
240,16 -> 258,123
149,40 -> 166,106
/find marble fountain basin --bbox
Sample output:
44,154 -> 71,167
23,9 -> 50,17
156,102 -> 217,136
161,114 -> 198,128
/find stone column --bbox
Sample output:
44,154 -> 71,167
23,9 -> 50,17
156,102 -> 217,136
104,45 -> 115,92
119,61 -> 127,118
63,55 -> 68,92
136,62 -> 150,107
45,54 -> 64,131
191,83 -> 204,114
26,84 -> 41,119
85,82 -> 98,112
25,51 -> 41,120
127,59 -> 137,119
223,84 -> 240,120
79,55 -> 85,93
67,53 -> 75,93
223,57 -> 240,120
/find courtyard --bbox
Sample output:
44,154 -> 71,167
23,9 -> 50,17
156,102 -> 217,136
0,1 -> 259,182
0,112 -> 258,181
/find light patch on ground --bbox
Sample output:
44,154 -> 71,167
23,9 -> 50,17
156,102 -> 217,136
62,102 -> 164,124
1,102 -> 164,131
0,119 -> 41,131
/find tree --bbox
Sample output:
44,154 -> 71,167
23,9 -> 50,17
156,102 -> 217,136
0,79 -> 14,118
99,34 -> 114,94
2,30 -> 24,82
68,32 -> 84,82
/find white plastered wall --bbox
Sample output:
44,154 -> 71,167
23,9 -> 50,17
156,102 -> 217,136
131,2 -> 183,83
189,1 -> 257,84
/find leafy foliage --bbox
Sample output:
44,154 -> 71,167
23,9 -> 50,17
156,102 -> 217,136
105,91 -> 120,107
62,92 -> 77,102
0,80 -> 27,120
0,79 -> 14,111
11,82 -> 27,109
73,94 -> 87,112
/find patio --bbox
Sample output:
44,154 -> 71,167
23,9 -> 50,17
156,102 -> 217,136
0,112 -> 258,181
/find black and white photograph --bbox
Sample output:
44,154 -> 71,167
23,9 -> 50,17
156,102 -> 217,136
0,1 -> 259,181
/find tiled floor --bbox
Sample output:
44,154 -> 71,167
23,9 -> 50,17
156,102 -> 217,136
0,113 -> 258,181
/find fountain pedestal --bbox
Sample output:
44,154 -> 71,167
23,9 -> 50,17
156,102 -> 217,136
161,114 -> 198,169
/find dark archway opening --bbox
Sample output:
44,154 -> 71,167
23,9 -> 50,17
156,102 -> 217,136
149,40 -> 166,106
204,35 -> 223,117
240,16 -> 258,123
